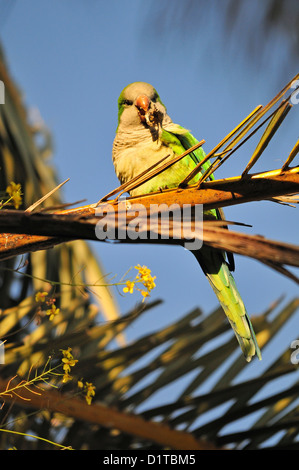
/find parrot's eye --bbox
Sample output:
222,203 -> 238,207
152,93 -> 158,102
122,99 -> 133,106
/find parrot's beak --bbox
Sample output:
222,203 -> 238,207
135,94 -> 163,128
135,94 -> 150,122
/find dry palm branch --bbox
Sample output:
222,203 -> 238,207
1,294 -> 299,450
0,74 -> 298,284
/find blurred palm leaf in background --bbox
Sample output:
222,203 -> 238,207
0,44 -> 121,376
0,43 -> 120,315
0,42 -> 299,451
146,0 -> 299,68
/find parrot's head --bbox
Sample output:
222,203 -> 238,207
116,82 -> 167,133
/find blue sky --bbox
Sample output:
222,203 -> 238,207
0,0 -> 298,386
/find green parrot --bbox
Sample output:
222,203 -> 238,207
112,81 -> 261,362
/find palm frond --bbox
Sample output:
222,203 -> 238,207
1,296 -> 299,449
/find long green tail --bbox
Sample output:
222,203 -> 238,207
194,247 -> 261,362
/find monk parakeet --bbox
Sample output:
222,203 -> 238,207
112,81 -> 261,362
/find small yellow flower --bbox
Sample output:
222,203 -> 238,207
46,303 -> 60,321
77,379 -> 96,404
6,182 -> 21,195
62,373 -> 73,383
123,280 -> 135,294
6,181 -> 22,209
123,265 -> 156,302
35,291 -> 48,303
61,348 -> 78,370
77,379 -> 84,389
60,348 -> 78,383
134,264 -> 156,300
61,357 -> 78,373
140,290 -> 150,301
84,381 -> 96,405
12,192 -> 22,209
135,264 -> 151,280
143,276 -> 156,292
61,347 -> 73,359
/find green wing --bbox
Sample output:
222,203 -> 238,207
162,122 -> 261,361
161,122 -> 213,180
161,123 -> 218,220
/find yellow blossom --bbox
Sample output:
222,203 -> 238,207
61,347 -> 73,359
84,381 -> 96,405
60,348 -> 78,383
140,290 -> 150,302
46,303 -> 60,321
61,357 -> 78,373
62,373 -> 73,383
6,181 -> 22,209
6,182 -> 21,195
135,264 -> 156,298
77,379 -> 84,388
77,379 -> 96,404
123,265 -> 156,302
35,291 -> 48,303
135,264 -> 152,280
62,358 -> 77,374
142,276 -> 156,292
123,280 -> 135,294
